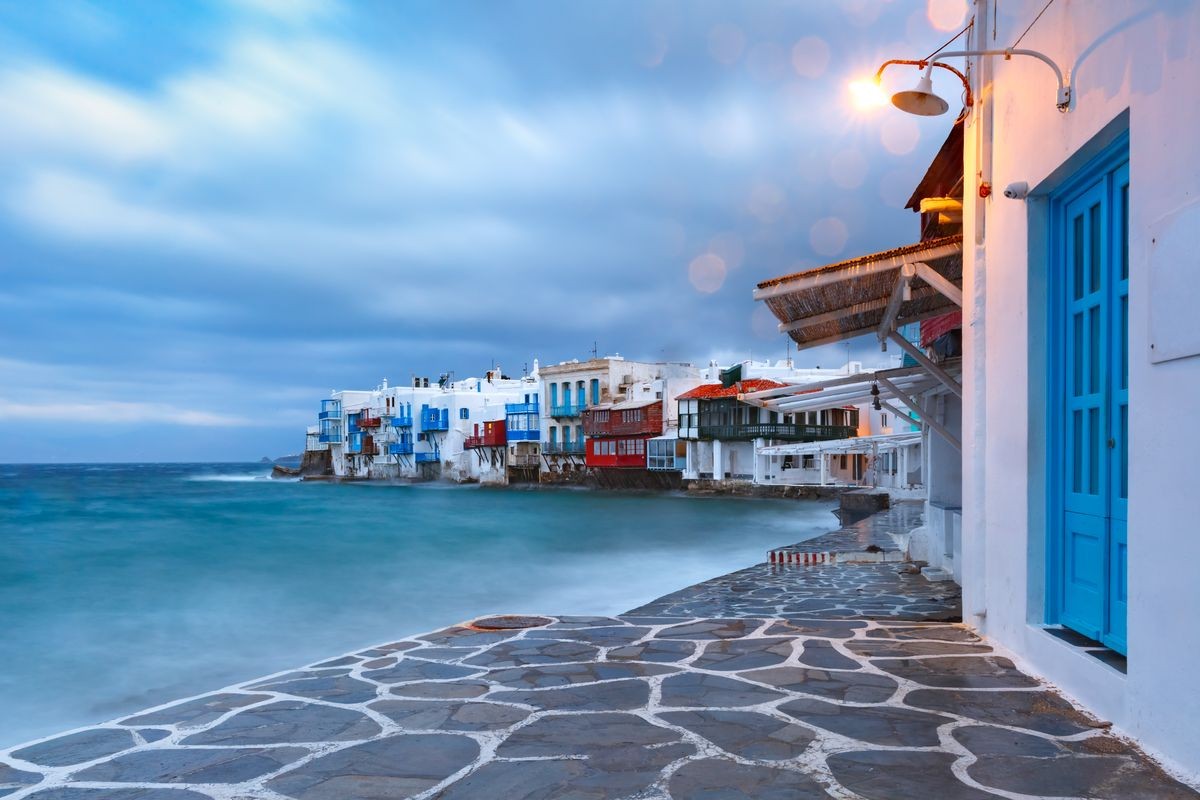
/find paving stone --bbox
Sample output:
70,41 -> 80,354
527,626 -> 651,646
418,626 -> 519,648
255,674 -> 379,705
846,639 -> 993,657
547,615 -> 627,628
764,619 -> 867,639
659,673 -> 786,708
692,638 -> 794,671
390,680 -> 491,699
120,693 -> 271,727
406,647 -> 476,662
361,659 -> 482,684
657,619 -> 761,640
0,763 -> 42,795
742,666 -> 898,704
779,697 -> 952,747
496,712 -> 681,757
606,639 -> 695,663
463,639 -> 599,667
136,729 -> 172,743
311,656 -> 361,668
487,661 -> 677,689
827,750 -> 1000,799
12,728 -> 137,767
268,734 -> 478,800
797,640 -> 860,670
658,710 -> 815,760
491,679 -> 650,711
367,699 -> 529,731
668,757 -> 833,799
872,655 -> 1040,689
866,624 -> 980,642
26,790 -> 214,799
72,746 -> 307,784
360,657 -> 396,669
180,700 -> 381,745
248,668 -> 352,686
374,641 -> 420,653
906,688 -> 1100,735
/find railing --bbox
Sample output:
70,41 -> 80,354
420,410 -> 449,431
697,423 -> 857,442
318,409 -> 341,420
389,442 -> 414,455
464,432 -> 505,449
319,400 -> 341,420
550,404 -> 579,418
318,432 -> 343,444
415,452 -> 440,464
505,427 -> 540,442
648,455 -> 686,471
391,414 -> 413,428
583,419 -> 659,437
509,454 -> 540,468
543,441 -> 586,455
357,413 -> 382,428
505,402 -> 539,414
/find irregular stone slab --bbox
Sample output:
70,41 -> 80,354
548,615 -> 626,628
491,679 -> 650,711
526,626 -> 651,646
0,763 -> 42,795
401,647 -> 473,663
659,673 -> 786,708
463,639 -> 598,668
180,700 -> 381,745
657,619 -> 760,640
606,639 -> 695,663
362,659 -> 482,684
487,661 -> 677,689
497,712 -> 680,757
249,668 -> 351,687
828,750 -> 999,799
255,674 -> 379,705
73,746 -> 307,784
668,757 -> 833,799
368,699 -> 529,731
361,657 -> 396,669
780,697 -> 952,747
311,656 -> 361,668
765,619 -> 868,639
390,680 -> 490,700
692,638 -> 794,671
12,727 -> 137,767
872,655 -> 1040,689
906,689 -> 1099,735
137,729 -> 172,743
797,640 -> 860,670
866,625 -> 980,642
372,641 -> 420,653
847,639 -> 993,658
26,790 -> 213,799
121,693 -> 270,727
742,667 -> 898,704
658,709 -> 815,760
437,744 -> 694,800
418,626 -> 519,648
268,734 -> 478,800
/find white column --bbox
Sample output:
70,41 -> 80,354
712,439 -> 724,480
819,451 -> 827,485
752,438 -> 764,484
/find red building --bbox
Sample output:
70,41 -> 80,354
582,400 -> 663,469
464,420 -> 506,450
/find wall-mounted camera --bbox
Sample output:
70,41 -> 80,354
1003,181 -> 1030,200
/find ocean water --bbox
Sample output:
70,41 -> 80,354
0,463 -> 838,747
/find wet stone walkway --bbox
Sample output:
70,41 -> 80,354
3,516 -> 1197,799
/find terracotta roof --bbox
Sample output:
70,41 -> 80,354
676,379 -> 787,400
586,399 -> 660,411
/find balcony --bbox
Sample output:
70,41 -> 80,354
391,413 -> 413,428
505,401 -> 540,414
509,453 -> 540,468
550,404 -> 579,418
420,407 -> 449,431
697,423 -> 856,442
543,441 -> 585,455
358,412 -> 382,428
389,442 -> 414,456
318,432 -> 343,444
415,452 -> 440,464
319,400 -> 341,420
346,433 -> 375,455
465,425 -> 506,449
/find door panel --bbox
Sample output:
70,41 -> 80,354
1060,511 -> 1105,638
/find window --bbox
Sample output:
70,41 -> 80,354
881,413 -> 888,428
590,378 -> 600,405
550,384 -> 558,407
549,426 -> 557,444
802,454 -> 815,469
839,454 -> 848,469
459,408 -> 469,420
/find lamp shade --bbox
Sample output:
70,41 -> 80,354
891,67 -> 949,116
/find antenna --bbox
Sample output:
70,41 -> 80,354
590,341 -> 598,359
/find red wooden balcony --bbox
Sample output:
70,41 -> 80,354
464,420 -> 506,449
582,401 -> 662,438
357,412 -> 382,428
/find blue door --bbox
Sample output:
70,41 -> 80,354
1051,136 -> 1129,654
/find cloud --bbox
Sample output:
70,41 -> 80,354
0,399 -> 251,427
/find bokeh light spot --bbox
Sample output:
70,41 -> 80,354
809,216 -> 849,257
790,36 -> 830,79
708,23 -> 746,65
688,253 -> 727,293
881,116 -> 920,155
709,232 -> 745,270
927,0 -> 968,31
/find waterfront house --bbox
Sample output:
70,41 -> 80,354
504,388 -> 541,484
755,0 -> 1200,777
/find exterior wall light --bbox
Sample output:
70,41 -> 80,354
873,48 -> 1071,115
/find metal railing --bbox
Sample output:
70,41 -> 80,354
550,404 -> 580,418
696,423 -> 856,442
505,402 -> 539,414
543,441 -> 586,455
388,442 -> 414,455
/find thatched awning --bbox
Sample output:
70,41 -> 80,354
753,234 -> 964,349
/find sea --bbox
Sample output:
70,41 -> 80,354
0,462 -> 838,747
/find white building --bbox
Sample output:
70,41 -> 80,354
756,0 -> 1200,780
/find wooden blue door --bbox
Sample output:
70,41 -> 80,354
1051,137 -> 1129,654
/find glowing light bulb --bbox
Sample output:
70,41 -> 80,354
848,78 -> 888,111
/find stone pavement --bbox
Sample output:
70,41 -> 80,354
3,510 -> 1197,799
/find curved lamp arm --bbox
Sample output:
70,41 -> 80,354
876,49 -> 1071,113
874,58 -> 973,110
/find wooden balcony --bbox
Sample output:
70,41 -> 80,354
696,423 -> 856,442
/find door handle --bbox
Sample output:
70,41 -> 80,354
1107,438 -> 1116,449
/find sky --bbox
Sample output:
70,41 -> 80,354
0,0 -> 973,462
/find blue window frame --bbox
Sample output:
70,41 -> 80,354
459,408 -> 469,420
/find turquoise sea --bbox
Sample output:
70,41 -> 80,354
0,463 -> 837,747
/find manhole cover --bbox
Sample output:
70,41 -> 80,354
467,615 -> 553,631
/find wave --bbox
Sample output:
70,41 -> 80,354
183,472 -> 274,483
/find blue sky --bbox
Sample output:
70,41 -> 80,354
0,0 -> 970,462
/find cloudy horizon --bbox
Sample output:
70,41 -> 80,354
0,0 -> 971,462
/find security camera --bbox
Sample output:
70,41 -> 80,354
1003,181 -> 1029,200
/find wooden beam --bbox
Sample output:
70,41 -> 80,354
877,262 -> 916,343
753,239 -> 964,301
913,261 -> 964,307
779,306 -> 963,350
880,398 -> 961,453
888,331 -> 963,398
